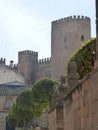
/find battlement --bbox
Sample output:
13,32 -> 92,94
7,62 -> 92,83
38,57 -> 51,64
52,15 -> 90,24
0,58 -> 6,65
18,50 -> 38,56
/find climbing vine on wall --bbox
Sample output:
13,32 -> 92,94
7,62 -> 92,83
67,38 -> 96,79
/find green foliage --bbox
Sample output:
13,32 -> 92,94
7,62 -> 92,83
8,78 -> 59,128
7,103 -> 24,128
16,89 -> 42,118
16,89 -> 35,129
67,38 -> 96,79
16,89 -> 33,112
8,89 -> 35,129
7,110 -> 17,128
31,78 -> 59,110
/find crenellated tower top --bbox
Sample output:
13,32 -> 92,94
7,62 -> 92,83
0,58 -> 6,65
38,58 -> 51,64
18,50 -> 38,56
52,15 -> 90,24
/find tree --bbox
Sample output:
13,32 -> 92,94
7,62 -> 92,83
7,103 -> 24,128
67,38 -> 96,79
16,89 -> 33,112
16,89 -> 34,130
8,78 -> 59,129
31,78 -> 59,110
7,108 -> 17,128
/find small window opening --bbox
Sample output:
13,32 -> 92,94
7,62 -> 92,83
81,35 -> 84,41
64,37 -> 67,43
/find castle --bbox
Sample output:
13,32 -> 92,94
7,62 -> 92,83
0,15 -> 91,130
17,15 -> 91,84
48,2 -> 98,129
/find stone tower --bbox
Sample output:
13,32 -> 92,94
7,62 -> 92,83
51,15 -> 91,81
18,50 -> 38,84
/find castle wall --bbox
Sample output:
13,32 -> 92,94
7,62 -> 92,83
18,50 -> 38,84
17,16 -> 91,83
0,65 -> 25,84
48,109 -> 57,130
51,16 -> 91,81
36,58 -> 51,80
49,68 -> 98,130
63,69 -> 98,130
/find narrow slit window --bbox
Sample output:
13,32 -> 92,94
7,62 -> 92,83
81,35 -> 84,42
64,37 -> 67,43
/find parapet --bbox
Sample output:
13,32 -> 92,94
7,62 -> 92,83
18,50 -> 38,56
0,58 -> 6,65
38,57 -> 51,64
52,15 -> 90,24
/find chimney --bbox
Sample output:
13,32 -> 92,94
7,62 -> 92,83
10,60 -> 14,68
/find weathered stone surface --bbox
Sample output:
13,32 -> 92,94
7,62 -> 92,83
51,16 -> 91,81
49,68 -> 98,130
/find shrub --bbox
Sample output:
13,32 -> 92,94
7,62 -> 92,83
67,38 -> 96,79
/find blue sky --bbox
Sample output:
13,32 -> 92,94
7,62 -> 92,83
0,0 -> 96,64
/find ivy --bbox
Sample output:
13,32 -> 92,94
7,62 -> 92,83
67,38 -> 96,79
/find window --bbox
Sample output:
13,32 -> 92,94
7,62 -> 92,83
64,36 -> 67,43
64,36 -> 67,48
5,97 -> 13,109
81,35 -> 84,42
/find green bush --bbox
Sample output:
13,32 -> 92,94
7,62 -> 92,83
67,38 -> 96,79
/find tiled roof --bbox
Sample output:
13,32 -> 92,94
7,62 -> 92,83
4,81 -> 26,86
0,84 -> 28,96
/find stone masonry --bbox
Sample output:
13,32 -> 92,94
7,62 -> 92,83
17,15 -> 91,84
51,16 -> 91,81
48,62 -> 98,130
0,14 -> 92,130
48,2 -> 98,130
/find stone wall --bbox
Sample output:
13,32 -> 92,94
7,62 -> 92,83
18,51 -> 52,84
36,58 -> 51,80
0,96 -> 16,130
48,67 -> 98,130
0,84 -> 28,130
48,108 -> 57,130
63,68 -> 98,130
16,16 -> 91,83
18,50 -> 38,84
51,15 -> 91,81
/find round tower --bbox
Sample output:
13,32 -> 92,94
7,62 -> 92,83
18,50 -> 38,84
51,15 -> 91,81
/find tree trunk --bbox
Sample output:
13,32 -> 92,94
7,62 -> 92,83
24,119 -> 28,130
